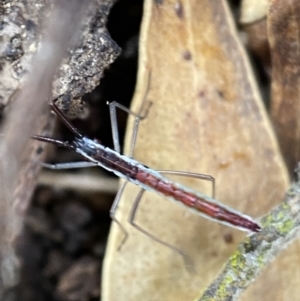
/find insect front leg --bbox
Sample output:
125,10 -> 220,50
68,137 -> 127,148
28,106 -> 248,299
108,72 -> 152,156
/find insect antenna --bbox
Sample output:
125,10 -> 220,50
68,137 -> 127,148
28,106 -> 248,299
31,101 -> 84,150
31,134 -> 76,151
50,102 -> 83,138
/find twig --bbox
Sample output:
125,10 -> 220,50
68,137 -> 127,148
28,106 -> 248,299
38,170 -> 119,194
0,0 -> 91,295
198,164 -> 300,301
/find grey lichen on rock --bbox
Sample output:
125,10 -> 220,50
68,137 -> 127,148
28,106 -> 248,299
0,0 -> 121,117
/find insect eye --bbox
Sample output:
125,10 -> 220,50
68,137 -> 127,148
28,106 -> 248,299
93,138 -> 102,144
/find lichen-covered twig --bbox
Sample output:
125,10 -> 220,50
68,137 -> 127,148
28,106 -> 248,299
198,164 -> 300,301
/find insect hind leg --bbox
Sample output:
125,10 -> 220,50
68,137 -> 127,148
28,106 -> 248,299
110,180 -> 130,251
158,170 -> 215,198
128,187 -> 195,273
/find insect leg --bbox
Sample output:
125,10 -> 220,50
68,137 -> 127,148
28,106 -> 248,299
32,135 -> 96,169
128,187 -> 194,272
108,72 -> 152,156
40,161 -> 98,169
158,170 -> 215,198
110,180 -> 129,250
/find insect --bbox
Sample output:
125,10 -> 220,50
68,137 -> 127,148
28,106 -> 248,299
33,81 -> 261,267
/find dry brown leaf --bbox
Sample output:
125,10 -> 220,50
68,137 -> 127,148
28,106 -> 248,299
103,0 -> 289,300
243,19 -> 270,75
240,0 -> 268,24
241,241 -> 300,301
269,0 -> 300,173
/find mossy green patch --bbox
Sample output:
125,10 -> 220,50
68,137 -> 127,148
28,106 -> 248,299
229,251 -> 246,273
276,219 -> 294,235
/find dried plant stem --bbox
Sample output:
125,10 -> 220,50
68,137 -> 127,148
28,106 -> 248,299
39,171 -> 119,194
198,164 -> 300,301
0,0 -> 91,295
